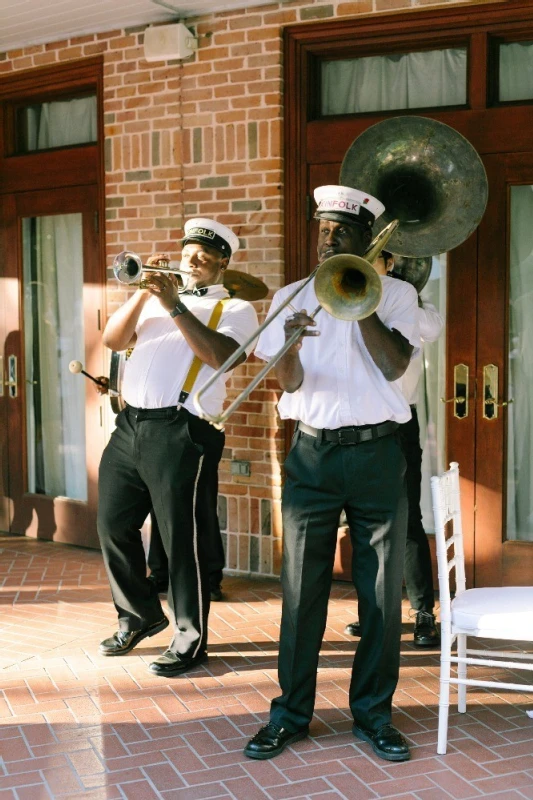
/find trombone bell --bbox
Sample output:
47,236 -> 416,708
314,254 -> 382,321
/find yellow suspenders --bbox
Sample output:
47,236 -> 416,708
178,299 -> 229,405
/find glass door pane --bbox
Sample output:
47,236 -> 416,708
506,185 -> 533,541
22,214 -> 87,500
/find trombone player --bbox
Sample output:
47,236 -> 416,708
244,185 -> 420,763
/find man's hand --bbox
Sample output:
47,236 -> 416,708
283,309 -> 320,352
146,252 -> 170,268
143,272 -> 182,313
94,376 -> 109,395
272,309 -> 319,393
145,252 -> 184,292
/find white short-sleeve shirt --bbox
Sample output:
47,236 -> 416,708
396,300 -> 444,405
121,284 -> 258,416
255,274 -> 420,428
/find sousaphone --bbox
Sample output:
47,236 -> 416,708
340,115 -> 489,263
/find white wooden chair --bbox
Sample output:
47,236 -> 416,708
430,462 -> 533,754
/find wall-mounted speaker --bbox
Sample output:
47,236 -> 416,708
143,23 -> 198,62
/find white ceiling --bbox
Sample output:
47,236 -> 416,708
1,0 -> 283,53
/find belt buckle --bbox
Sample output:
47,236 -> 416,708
338,428 -> 357,446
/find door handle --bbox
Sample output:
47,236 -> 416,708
483,364 -> 513,420
441,363 -> 469,419
5,355 -> 18,398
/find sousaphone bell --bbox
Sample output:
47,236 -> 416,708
340,115 -> 489,259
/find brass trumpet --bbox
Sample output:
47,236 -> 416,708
113,251 -> 191,289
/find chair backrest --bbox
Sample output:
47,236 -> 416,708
430,463 -> 467,624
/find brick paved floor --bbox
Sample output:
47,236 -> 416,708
1,533 -> 532,800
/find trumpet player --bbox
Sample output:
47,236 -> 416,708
244,185 -> 420,763
97,219 -> 258,676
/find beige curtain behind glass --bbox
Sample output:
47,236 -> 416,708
26,96 -> 97,150
321,48 -> 467,116
507,186 -> 533,541
500,43 -> 533,102
23,216 -> 86,499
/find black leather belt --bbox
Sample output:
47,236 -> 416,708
298,419 -> 398,445
126,404 -> 182,420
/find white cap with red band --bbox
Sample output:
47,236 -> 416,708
313,185 -> 385,228
182,217 -> 240,260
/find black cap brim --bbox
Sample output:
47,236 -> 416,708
181,234 -> 231,258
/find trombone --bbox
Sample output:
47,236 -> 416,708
193,221 -> 399,429
113,251 -> 191,289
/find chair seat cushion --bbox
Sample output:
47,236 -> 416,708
452,587 -> 533,639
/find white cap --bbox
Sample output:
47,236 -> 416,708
313,185 -> 385,228
182,217 -> 240,260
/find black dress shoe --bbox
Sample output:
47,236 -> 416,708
344,621 -> 361,637
148,649 -> 207,677
99,617 -> 169,656
210,585 -> 223,602
244,722 -> 309,760
413,611 -> 440,648
353,722 -> 410,762
148,574 -> 169,594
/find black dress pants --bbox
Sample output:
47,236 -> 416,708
270,427 -> 407,733
398,407 -> 435,613
97,405 -> 224,658
147,438 -> 226,592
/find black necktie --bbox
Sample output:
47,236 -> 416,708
181,287 -> 209,297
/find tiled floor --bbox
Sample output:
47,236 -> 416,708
1,533 -> 532,800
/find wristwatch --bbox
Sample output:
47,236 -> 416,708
169,300 -> 188,318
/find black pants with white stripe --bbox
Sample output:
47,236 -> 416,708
147,449 -> 226,592
97,405 -> 224,658
270,427 -> 407,733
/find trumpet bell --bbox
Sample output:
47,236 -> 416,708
314,254 -> 382,321
113,251 -> 143,284
340,116 -> 488,257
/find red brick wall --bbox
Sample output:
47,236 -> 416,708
0,0 -> 492,577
